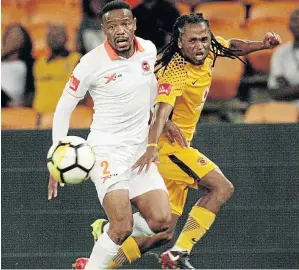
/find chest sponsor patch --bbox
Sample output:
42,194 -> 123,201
104,73 -> 123,85
69,75 -> 80,91
158,83 -> 172,95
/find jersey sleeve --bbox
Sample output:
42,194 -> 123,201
155,56 -> 187,107
52,91 -> 80,143
64,59 -> 94,99
215,36 -> 230,48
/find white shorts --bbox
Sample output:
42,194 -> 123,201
89,144 -> 168,204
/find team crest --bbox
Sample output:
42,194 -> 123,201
198,157 -> 208,166
142,60 -> 150,72
141,60 -> 152,76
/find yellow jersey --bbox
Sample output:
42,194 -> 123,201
33,52 -> 81,114
155,36 -> 229,142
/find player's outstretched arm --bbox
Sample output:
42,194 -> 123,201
228,32 -> 282,56
48,92 -> 80,200
48,59 -> 92,199
132,102 -> 173,174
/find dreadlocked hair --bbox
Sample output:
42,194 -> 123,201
155,13 -> 246,73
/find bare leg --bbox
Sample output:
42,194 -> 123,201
131,189 -> 171,233
132,213 -> 180,253
106,189 -> 173,268
196,168 -> 234,214
86,189 -> 133,269
100,169 -> 234,262
103,189 -> 133,244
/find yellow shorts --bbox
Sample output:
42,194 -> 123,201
158,138 -> 218,216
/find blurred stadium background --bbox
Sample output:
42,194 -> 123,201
1,0 -> 299,269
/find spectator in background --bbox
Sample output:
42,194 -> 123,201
133,0 -> 180,51
1,24 -> 35,107
268,9 -> 299,107
77,0 -> 106,55
33,24 -> 81,114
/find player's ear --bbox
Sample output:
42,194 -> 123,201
101,23 -> 107,35
133,17 -> 137,31
178,39 -> 183,49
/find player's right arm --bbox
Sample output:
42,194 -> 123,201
48,59 -> 94,200
52,60 -> 93,143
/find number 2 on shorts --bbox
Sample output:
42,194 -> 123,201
100,160 -> 110,175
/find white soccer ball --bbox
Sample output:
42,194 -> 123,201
47,136 -> 95,185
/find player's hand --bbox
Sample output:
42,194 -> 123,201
132,146 -> 159,174
48,175 -> 64,200
263,32 -> 282,49
163,120 -> 188,148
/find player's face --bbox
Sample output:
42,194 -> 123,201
178,22 -> 211,65
102,9 -> 136,57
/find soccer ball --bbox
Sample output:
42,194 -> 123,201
47,136 -> 96,185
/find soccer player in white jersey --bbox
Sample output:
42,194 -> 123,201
47,1 -> 172,269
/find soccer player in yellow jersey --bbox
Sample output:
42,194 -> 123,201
75,13 -> 281,270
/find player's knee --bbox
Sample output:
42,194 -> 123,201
147,213 -> 171,234
216,179 -> 234,204
109,222 -> 133,245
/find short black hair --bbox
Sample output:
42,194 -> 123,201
102,0 -> 132,16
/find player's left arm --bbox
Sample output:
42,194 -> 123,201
228,32 -> 282,56
132,102 -> 173,174
132,53 -> 187,173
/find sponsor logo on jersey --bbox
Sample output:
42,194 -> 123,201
104,73 -> 122,84
158,84 -> 172,95
102,173 -> 118,183
69,75 -> 80,91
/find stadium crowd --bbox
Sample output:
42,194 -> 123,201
1,0 -> 299,128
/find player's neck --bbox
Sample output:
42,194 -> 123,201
118,43 -> 135,59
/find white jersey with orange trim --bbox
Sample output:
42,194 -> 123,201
52,37 -> 158,147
